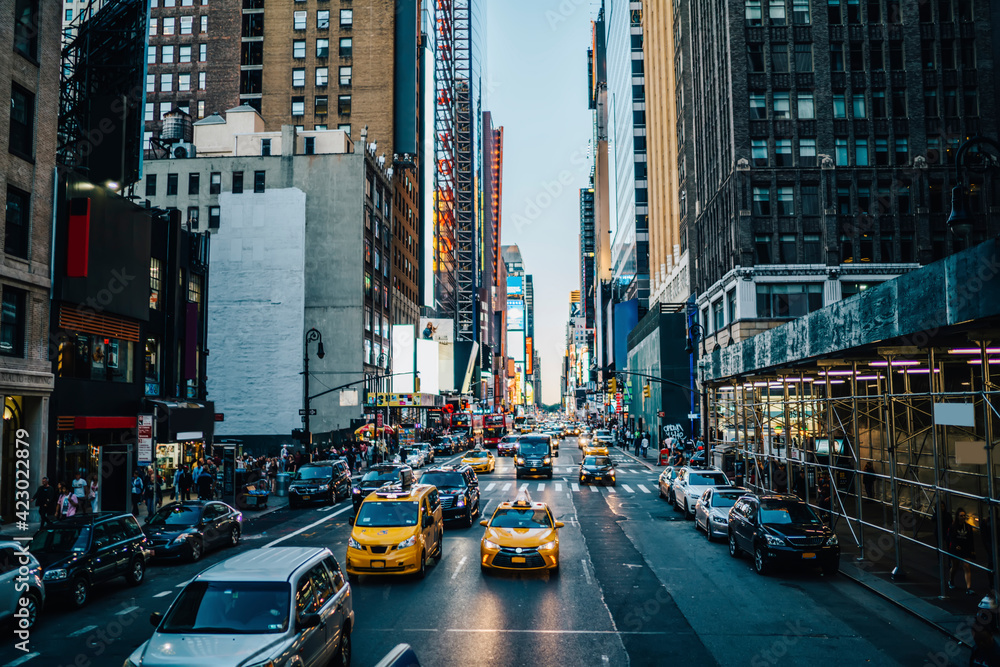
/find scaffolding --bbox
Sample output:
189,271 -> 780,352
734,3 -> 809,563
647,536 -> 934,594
452,0 -> 475,342
434,0 -> 457,317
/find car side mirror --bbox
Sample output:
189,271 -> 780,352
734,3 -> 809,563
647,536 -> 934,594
480,519 -> 489,526
150,611 -> 163,627
298,612 -> 322,630
423,515 -> 432,528
555,521 -> 565,528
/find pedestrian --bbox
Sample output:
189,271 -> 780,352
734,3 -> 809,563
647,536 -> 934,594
57,482 -> 79,519
180,465 -> 193,500
197,466 -> 214,499
88,474 -> 99,513
31,477 -> 57,527
793,469 -> 807,499
130,471 -> 145,516
640,434 -> 649,458
71,472 -> 88,513
152,473 -> 163,510
863,461 -> 876,498
948,507 -> 976,594
144,469 -> 155,511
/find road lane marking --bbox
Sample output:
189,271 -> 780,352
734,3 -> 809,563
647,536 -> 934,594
485,483 -> 496,491
176,580 -> 190,587
4,653 -> 40,666
264,505 -> 352,548
637,484 -> 651,494
153,591 -> 173,598
621,484 -> 634,493
537,483 -> 545,491
451,556 -> 468,580
502,483 -> 512,491
67,626 -> 97,637
571,483 -> 580,492
555,482 -> 563,491
117,605 -> 140,616
606,486 -> 616,494
443,629 -> 668,635
581,559 -> 592,585
588,485 -> 598,493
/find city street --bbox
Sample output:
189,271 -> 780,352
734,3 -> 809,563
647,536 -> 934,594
2,438 -> 968,667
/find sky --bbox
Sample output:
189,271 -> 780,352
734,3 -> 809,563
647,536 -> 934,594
486,0 -> 597,406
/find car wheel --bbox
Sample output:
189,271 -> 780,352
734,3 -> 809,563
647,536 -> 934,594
685,502 -> 695,520
753,545 -> 769,575
673,496 -> 682,513
549,564 -> 560,578
229,525 -> 241,547
822,559 -> 840,576
126,557 -> 146,586
547,471 -> 553,479
333,624 -> 352,667
705,521 -> 714,542
69,577 -> 89,608
20,590 -> 41,628
465,507 -> 474,527
189,539 -> 203,562
659,486 -> 666,499
728,531 -> 741,558
417,551 -> 427,579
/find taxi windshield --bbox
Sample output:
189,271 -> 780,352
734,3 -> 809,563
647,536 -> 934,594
583,456 -> 612,467
356,500 -> 419,527
465,450 -> 488,459
490,508 -> 552,529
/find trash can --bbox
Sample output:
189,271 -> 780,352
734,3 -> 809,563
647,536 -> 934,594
275,473 -> 291,497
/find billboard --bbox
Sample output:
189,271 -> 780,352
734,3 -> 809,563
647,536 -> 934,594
420,317 -> 454,342
507,276 -> 523,297
416,338 -> 440,395
507,299 -> 524,330
507,330 -> 525,362
526,337 -> 533,375
391,324 -> 415,392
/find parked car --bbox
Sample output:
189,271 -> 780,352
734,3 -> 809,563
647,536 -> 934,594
695,487 -> 745,541
352,464 -> 415,512
143,501 -> 243,561
658,466 -> 683,503
30,512 -> 149,608
0,541 -> 44,629
289,461 -> 352,508
130,547 -> 352,667
419,465 -> 480,526
728,493 -> 840,575
415,442 -> 435,464
672,467 -> 731,519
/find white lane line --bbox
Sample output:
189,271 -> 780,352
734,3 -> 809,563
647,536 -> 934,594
4,653 -> 40,666
67,625 -> 97,637
588,485 -> 598,493
318,505 -> 338,512
555,482 -> 563,491
451,556 -> 468,580
444,629 -> 669,635
606,486 -> 616,494
485,483 -> 496,491
264,505 -> 352,548
581,559 -> 592,585
502,483 -> 512,491
621,484 -> 634,493
176,580 -> 190,587
537,483 -> 545,492
637,484 -> 652,494
116,605 -> 140,616
630,469 -> 643,474
571,483 -> 580,492
153,591 -> 173,598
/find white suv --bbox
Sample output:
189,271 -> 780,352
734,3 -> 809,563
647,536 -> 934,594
672,467 -> 731,519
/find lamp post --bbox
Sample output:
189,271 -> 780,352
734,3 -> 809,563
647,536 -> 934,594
685,322 -> 706,443
375,352 -> 389,435
303,328 -> 325,455
947,135 -> 1000,239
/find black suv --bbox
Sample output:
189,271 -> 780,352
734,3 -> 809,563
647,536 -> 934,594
515,434 -> 554,479
728,493 -> 840,576
351,464 -> 415,512
288,461 -> 352,508
29,512 -> 150,607
419,465 -> 480,526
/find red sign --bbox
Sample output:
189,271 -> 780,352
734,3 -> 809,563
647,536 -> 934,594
526,337 -> 534,375
214,413 -> 225,422
376,412 -> 384,428
615,393 -> 623,414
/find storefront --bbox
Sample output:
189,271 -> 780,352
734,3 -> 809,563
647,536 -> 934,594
1,394 -> 50,524
145,399 -> 215,491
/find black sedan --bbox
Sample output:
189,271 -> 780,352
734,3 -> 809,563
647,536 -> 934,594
579,455 -> 616,486
142,501 -> 243,562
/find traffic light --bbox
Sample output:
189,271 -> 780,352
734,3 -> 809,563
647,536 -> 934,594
609,377 -> 617,393
643,384 -> 651,398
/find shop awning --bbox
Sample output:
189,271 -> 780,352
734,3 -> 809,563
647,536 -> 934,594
73,416 -> 135,430
144,399 -> 216,443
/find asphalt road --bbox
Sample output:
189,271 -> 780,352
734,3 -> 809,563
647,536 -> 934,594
1,437 -> 970,667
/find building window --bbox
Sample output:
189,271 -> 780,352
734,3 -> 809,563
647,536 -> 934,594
746,0 -> 762,25
198,72 -> 206,90
872,90 -> 887,117
180,45 -> 192,62
773,91 -> 790,119
0,287 -> 26,358
145,336 -> 161,394
833,93 -> 846,118
894,137 -> 908,164
340,9 -> 352,26
803,233 -> 822,262
924,88 -> 938,116
9,85 -> 34,159
712,299 -> 725,331
167,174 -> 179,195
232,171 -> 244,193
752,186 -> 771,215
315,95 -> 328,115
871,41 -> 885,69
772,42 -> 789,72
776,139 -> 792,166
770,0 -> 786,24
777,186 -> 794,215
147,46 -> 157,64
365,307 -> 371,331
830,42 -> 845,71
145,174 -> 157,197
837,185 -> 851,214
751,139 -> 768,166
304,137 -> 315,155
149,18 -> 157,35
965,88 -> 979,116
261,138 -> 271,156
316,67 -> 328,86
292,96 -> 305,116
200,44 -> 208,61
756,283 -> 823,318
338,124 -> 351,136
293,40 -> 306,58
855,139 -> 869,165
796,91 -> 815,119
339,66 -> 352,86
828,0 -> 842,23
186,206 -> 200,228
875,138 -> 889,165
160,73 -> 173,92
747,44 -> 765,72
794,43 -> 813,71
14,0 -> 39,59
852,93 -> 866,118
188,172 -> 200,195
339,37 -> 352,57
159,102 -> 172,119
835,138 -> 848,165
150,257 -> 162,309
840,234 -> 854,262
4,187 -> 30,259
200,15 -> 207,32
754,234 -> 772,263
799,138 -> 817,166
779,234 -> 796,262
293,68 -> 305,87
163,17 -> 175,34
727,288 -> 737,323
750,93 -> 766,119
254,171 -> 265,193
316,38 -> 330,58
209,172 -> 221,194
338,95 -> 351,115
900,233 -> 914,261
208,206 -> 220,228
294,10 -> 306,29
801,185 -> 819,215
317,9 -> 329,28
178,73 -> 191,91
181,15 -> 193,34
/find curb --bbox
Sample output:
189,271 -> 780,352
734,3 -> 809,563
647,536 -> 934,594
615,446 -> 656,472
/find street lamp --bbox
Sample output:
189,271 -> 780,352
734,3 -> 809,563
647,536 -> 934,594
303,328 -> 325,455
947,135 -> 1000,239
685,322 -> 706,355
685,322 -> 707,447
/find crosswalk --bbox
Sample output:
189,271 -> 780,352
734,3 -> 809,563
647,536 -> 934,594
480,480 -> 657,495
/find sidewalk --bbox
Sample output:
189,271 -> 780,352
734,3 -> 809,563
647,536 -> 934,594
614,444 -> 657,471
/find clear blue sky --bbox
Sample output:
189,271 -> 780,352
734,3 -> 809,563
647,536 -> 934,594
487,0 -> 596,405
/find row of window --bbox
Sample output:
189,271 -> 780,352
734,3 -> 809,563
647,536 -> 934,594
749,90 -> 907,121
291,66 -> 352,87
146,72 -> 207,93
748,40 -> 978,75
150,0 -> 207,7
753,232 -> 915,265
364,309 -> 390,339
364,274 -> 390,309
364,339 -> 389,368
146,101 -> 205,123
149,15 -> 207,36
148,43 -> 208,64
750,136 -> 909,168
745,0 -> 975,26
291,9 -> 352,30
751,180 -> 913,217
291,94 -> 350,117
364,240 -> 389,279
145,170 -> 267,197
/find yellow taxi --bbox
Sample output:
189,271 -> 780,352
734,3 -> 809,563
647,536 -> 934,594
346,483 -> 444,579
479,489 -> 564,574
461,448 -> 496,473
583,444 -> 610,457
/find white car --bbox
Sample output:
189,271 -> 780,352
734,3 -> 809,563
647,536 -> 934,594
414,442 -> 435,464
394,447 -> 425,469
672,467 -> 730,519
593,430 -> 614,446
0,541 -> 44,629
695,487 -> 745,541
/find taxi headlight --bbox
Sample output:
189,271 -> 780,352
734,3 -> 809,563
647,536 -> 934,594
43,569 -> 67,581
826,535 -> 839,546
397,536 -> 416,549
348,536 -> 362,550
543,457 -> 551,464
483,539 -> 501,550
538,540 -> 557,551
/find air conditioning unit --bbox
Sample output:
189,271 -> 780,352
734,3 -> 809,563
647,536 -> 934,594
171,142 -> 197,158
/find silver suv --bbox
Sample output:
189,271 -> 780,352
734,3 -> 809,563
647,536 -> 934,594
127,547 -> 353,667
671,467 -> 731,519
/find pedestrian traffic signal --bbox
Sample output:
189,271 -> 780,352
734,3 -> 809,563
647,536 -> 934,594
643,384 -> 651,398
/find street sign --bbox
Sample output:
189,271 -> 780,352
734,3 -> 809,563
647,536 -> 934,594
299,409 -> 317,416
376,412 -> 384,428
688,413 -> 700,420
214,413 -> 225,422
658,411 -> 665,418
137,415 -> 154,464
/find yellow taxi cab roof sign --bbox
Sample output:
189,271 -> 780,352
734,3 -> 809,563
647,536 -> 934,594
513,486 -> 533,507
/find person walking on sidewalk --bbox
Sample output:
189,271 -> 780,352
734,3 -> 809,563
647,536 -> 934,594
32,477 -> 56,527
197,467 -> 214,499
56,482 -> 78,520
640,434 -> 649,459
948,508 -> 976,594
130,471 -> 145,517
88,474 -> 99,513
71,472 -> 88,514
863,461 -> 876,498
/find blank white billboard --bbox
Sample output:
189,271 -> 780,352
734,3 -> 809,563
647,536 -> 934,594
416,338 -> 440,396
508,330 -> 525,362
392,324 -> 415,392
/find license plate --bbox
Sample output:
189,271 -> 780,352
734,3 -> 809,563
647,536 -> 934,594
802,552 -> 816,559
511,556 -> 526,564
595,477 -> 603,481
530,468 -> 537,472
371,561 -> 385,568
301,495 -> 310,500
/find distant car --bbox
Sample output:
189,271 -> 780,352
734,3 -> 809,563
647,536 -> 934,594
433,438 -> 452,456
288,461 -> 352,508
352,464 -> 415,512
577,432 -> 592,449
143,501 -> 243,561
0,541 -> 44,629
695,487 -> 744,541
497,435 -> 520,457
593,430 -> 614,446
131,547 -> 352,667
579,455 -> 616,486
672,467 -> 730,519
414,442 -> 435,464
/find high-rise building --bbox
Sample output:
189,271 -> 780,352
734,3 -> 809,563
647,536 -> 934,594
579,186 -> 596,330
675,0 -> 1000,352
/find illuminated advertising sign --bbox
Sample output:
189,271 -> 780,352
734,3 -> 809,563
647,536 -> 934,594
526,337 -> 533,375
507,299 -> 524,330
507,276 -> 523,297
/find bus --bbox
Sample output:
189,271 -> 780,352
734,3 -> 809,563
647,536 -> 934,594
483,414 -> 511,447
450,412 -> 484,448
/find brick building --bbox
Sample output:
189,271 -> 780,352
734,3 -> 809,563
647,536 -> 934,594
0,0 -> 61,520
